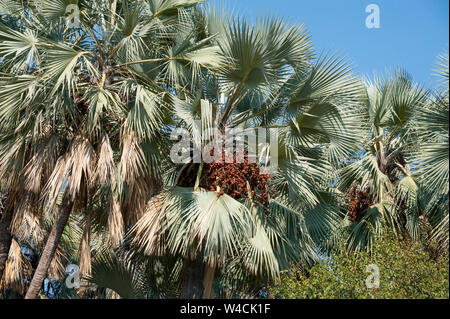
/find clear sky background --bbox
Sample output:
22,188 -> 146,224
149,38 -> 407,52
223,0 -> 449,88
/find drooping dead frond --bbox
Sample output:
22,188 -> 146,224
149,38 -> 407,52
0,140 -> 26,189
66,137 -> 95,200
44,135 -> 95,210
95,133 -> 115,186
119,131 -> 148,186
118,131 -> 154,225
48,246 -> 68,281
122,175 -> 150,224
43,155 -> 67,210
129,192 -> 169,256
11,192 -> 45,245
0,238 -> 32,294
108,195 -> 124,247
22,134 -> 58,194
79,213 -> 92,277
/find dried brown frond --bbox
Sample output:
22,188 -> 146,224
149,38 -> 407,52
67,137 -> 95,200
0,238 -> 32,294
11,192 -> 45,245
43,156 -> 67,209
95,133 -> 115,186
79,213 -> 92,277
119,132 -> 147,186
129,192 -> 168,256
43,135 -> 95,210
48,246 -> 68,281
0,141 -> 25,189
22,134 -> 58,194
117,131 -> 156,230
108,195 -> 124,247
121,175 -> 151,224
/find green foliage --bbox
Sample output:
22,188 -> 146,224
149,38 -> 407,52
271,234 -> 449,299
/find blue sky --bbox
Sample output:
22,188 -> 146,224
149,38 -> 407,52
224,0 -> 449,88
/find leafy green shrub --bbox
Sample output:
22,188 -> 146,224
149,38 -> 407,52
271,235 -> 449,299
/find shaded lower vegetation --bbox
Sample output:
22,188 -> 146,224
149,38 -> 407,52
271,234 -> 449,299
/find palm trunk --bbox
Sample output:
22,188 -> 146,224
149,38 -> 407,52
0,205 -> 14,282
78,213 -> 92,295
25,192 -> 74,299
202,263 -> 216,299
180,256 -> 204,299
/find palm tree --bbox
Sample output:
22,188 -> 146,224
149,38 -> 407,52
338,58 -> 449,251
339,70 -> 429,249
127,9 -> 366,298
0,0 -> 215,298
415,52 -> 449,254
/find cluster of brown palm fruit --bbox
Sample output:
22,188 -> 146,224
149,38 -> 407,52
202,149 -> 275,207
344,185 -> 373,223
